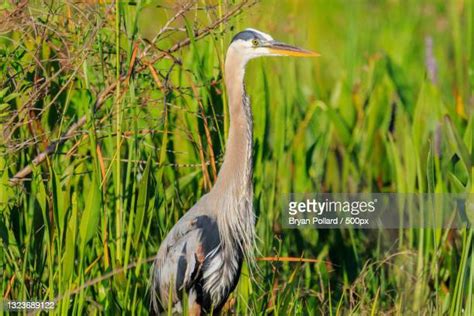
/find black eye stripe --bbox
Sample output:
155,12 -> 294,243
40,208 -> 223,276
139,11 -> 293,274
231,30 -> 266,43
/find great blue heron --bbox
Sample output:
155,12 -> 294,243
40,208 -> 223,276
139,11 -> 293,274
151,28 -> 318,314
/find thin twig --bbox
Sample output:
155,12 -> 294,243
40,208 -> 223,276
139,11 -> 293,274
10,0 -> 255,184
257,256 -> 331,265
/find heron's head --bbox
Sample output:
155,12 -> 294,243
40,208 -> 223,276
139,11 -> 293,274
228,28 -> 319,63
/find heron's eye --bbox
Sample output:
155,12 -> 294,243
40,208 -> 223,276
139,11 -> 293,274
251,39 -> 259,47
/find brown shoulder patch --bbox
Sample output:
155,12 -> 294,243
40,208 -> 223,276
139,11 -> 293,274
196,243 -> 206,264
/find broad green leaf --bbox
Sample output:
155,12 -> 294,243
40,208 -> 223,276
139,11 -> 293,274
444,116 -> 472,188
63,192 -> 78,282
79,176 -> 102,254
52,169 -> 66,235
133,156 -> 151,246
317,101 -> 352,146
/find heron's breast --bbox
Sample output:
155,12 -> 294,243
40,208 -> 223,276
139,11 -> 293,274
201,246 -> 244,305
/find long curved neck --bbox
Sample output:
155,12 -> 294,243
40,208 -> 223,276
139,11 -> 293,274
211,48 -> 253,198
209,47 -> 256,257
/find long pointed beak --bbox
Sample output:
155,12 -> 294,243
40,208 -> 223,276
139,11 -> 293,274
267,40 -> 320,57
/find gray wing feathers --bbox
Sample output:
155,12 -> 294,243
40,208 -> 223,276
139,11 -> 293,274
151,215 -> 209,313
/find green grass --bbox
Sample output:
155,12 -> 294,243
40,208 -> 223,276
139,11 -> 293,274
0,0 -> 473,314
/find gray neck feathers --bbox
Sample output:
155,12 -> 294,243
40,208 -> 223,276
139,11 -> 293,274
209,47 -> 256,260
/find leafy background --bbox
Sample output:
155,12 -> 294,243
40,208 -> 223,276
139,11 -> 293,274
0,0 -> 473,314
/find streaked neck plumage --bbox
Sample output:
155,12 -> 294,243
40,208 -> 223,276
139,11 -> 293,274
209,45 -> 255,257
212,47 -> 253,199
